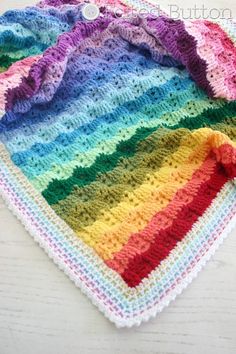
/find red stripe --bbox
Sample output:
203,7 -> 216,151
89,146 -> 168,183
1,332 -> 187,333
121,162 -> 229,287
213,144 -> 236,179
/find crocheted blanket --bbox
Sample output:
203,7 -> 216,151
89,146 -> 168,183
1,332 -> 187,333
0,0 -> 236,327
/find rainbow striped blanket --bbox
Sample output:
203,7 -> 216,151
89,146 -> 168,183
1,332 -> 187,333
0,0 -> 235,327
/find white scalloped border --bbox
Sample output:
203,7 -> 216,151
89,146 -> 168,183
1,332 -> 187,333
0,144 -> 235,327
1,179 -> 235,327
0,0 -> 236,327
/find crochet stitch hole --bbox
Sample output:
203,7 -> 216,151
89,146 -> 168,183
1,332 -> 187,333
0,3 -> 236,326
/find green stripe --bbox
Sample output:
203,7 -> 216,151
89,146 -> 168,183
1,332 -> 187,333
51,127 -> 189,231
0,54 -> 26,71
50,118 -> 236,232
43,100 -> 236,205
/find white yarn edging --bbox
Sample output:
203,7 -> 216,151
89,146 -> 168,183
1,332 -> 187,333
0,0 -> 236,326
0,166 -> 235,327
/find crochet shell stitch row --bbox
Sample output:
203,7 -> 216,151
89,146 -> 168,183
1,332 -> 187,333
0,0 -> 236,327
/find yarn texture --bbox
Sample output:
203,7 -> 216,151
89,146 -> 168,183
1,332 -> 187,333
0,0 -> 236,327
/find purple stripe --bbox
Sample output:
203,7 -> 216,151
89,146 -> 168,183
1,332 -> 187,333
6,15 -> 113,111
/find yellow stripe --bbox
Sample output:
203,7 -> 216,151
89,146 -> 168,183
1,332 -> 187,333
74,128 -> 231,260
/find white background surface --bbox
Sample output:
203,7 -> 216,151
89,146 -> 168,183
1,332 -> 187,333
0,1 -> 236,353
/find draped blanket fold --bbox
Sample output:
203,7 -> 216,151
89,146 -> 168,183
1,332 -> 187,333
0,0 -> 235,327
